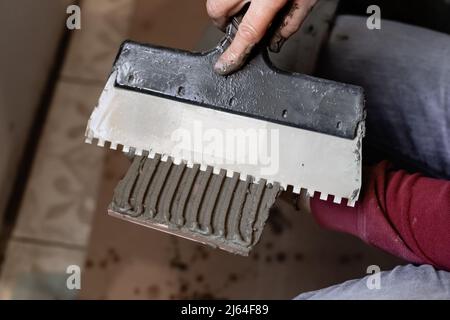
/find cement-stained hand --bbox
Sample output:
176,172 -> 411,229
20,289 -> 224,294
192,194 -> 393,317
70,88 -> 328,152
206,0 -> 318,75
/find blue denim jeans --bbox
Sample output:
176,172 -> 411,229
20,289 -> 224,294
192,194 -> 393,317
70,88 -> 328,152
295,264 -> 450,300
295,15 -> 450,299
317,15 -> 450,179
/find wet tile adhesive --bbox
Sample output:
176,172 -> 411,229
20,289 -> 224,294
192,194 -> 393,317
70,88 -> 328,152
85,15 -> 366,256
110,155 -> 281,255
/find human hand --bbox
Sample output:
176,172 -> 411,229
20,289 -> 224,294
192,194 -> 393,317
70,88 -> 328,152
206,0 -> 318,75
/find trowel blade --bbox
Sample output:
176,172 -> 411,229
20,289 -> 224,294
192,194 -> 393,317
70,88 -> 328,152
86,72 -> 363,206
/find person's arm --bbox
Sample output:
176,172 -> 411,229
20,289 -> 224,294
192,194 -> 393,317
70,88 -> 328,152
310,161 -> 450,271
206,0 -> 317,75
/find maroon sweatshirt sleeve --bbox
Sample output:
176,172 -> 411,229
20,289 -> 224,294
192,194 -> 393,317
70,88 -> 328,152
311,161 -> 450,271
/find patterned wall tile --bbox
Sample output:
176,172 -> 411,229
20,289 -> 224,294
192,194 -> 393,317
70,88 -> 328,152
0,240 -> 84,299
62,0 -> 135,82
128,0 -> 210,50
0,0 -> 136,300
12,82 -> 105,247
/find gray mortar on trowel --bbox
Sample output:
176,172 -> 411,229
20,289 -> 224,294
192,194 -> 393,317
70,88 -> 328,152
109,156 -> 281,256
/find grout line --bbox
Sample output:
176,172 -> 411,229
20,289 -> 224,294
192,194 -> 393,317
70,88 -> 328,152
10,235 -> 87,252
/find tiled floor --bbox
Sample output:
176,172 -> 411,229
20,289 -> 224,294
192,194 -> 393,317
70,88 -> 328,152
12,82 -> 105,247
0,241 -> 85,299
0,0 -> 135,299
0,0 -> 404,300
62,0 -> 135,83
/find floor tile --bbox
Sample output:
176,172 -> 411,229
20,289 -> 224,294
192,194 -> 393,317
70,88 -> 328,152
62,0 -> 135,82
12,82 -> 105,247
0,240 -> 85,300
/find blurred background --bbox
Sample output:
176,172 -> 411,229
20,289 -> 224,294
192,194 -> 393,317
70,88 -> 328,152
0,0 -> 448,299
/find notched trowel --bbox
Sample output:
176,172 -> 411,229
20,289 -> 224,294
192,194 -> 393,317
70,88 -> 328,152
85,17 -> 366,255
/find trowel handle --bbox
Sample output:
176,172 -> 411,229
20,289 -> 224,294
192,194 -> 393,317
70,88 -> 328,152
219,5 -> 248,50
116,40 -> 365,140
222,3 -> 285,46
218,3 -> 284,69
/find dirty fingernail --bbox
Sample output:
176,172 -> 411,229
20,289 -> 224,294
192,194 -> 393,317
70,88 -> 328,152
214,56 -> 239,76
214,44 -> 254,75
269,35 -> 286,53
214,59 -> 232,75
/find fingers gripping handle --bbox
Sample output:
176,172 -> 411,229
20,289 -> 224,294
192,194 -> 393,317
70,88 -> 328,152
218,4 -> 284,61
219,6 -> 247,51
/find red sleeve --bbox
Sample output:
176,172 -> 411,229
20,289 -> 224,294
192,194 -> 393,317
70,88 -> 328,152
310,161 -> 450,271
